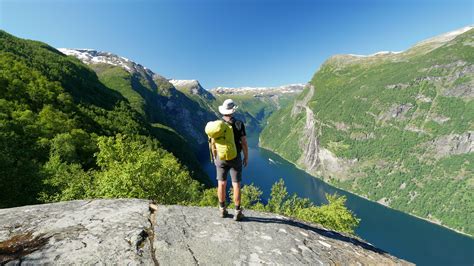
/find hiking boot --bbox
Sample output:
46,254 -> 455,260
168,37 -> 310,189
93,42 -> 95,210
233,208 -> 243,221
219,207 -> 228,218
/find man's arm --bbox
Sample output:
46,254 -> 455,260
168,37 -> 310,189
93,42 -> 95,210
241,136 -> 248,167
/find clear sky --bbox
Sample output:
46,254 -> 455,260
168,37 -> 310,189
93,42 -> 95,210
0,0 -> 472,88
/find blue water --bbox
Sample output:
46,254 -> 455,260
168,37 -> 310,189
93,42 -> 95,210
200,134 -> 474,265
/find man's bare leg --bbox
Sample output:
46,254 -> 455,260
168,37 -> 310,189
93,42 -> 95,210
217,180 -> 228,217
232,181 -> 241,207
218,180 -> 227,203
232,181 -> 243,221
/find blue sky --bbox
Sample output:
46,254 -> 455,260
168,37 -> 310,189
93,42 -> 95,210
1,0 -> 472,88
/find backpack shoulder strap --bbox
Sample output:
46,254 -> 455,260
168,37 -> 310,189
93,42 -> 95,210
234,119 -> 242,131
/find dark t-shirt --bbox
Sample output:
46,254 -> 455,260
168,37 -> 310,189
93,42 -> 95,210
226,117 -> 246,153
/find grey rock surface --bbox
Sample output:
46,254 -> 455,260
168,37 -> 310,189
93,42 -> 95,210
428,131 -> 474,158
153,205 -> 410,265
0,199 -> 153,265
0,200 -> 411,265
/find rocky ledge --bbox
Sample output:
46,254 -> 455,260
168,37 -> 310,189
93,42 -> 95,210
0,199 -> 411,265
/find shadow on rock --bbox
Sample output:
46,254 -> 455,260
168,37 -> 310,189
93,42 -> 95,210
240,216 -> 386,255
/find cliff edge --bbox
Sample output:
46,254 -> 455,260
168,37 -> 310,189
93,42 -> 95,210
0,199 -> 411,265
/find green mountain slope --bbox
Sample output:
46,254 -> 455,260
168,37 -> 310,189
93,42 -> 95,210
59,50 -> 218,151
0,30 -> 209,207
89,64 -> 213,184
209,85 -> 305,132
260,27 -> 474,235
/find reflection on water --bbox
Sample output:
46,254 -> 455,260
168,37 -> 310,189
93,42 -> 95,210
200,134 -> 474,265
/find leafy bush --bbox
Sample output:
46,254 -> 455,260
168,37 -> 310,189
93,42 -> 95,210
266,179 -> 359,234
196,188 -> 219,207
92,134 -> 202,204
39,154 -> 94,202
193,179 -> 360,235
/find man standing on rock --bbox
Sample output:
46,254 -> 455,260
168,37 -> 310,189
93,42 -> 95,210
212,99 -> 248,221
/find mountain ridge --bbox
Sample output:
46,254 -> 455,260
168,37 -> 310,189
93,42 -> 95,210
260,26 -> 474,235
58,48 -> 218,149
332,25 -> 473,60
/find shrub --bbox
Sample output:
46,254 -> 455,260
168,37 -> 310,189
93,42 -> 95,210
92,134 -> 202,204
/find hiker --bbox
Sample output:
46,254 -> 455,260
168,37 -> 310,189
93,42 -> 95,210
206,99 -> 248,221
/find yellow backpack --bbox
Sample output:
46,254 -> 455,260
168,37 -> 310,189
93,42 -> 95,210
205,120 -> 237,161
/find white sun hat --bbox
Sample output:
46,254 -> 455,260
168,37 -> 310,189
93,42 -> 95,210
218,99 -> 238,115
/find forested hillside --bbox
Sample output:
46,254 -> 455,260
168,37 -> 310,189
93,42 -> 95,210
261,27 -> 474,235
0,30 -> 208,207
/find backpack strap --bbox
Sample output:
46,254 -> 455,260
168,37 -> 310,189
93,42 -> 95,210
234,120 -> 242,131
225,117 -> 242,130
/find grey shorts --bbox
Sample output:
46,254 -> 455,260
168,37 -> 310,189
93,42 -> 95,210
215,154 -> 242,183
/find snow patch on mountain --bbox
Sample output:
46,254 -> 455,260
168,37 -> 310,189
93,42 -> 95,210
58,48 -> 156,77
169,79 -> 215,100
169,79 -> 200,88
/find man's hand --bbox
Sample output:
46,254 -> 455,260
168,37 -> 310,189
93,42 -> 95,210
243,157 -> 248,168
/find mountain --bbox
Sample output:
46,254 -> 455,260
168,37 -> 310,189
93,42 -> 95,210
169,79 -> 215,101
58,49 -> 217,148
58,49 -> 220,185
260,26 -> 474,235
210,84 -> 305,132
169,79 -> 221,122
0,30 -> 213,208
0,199 -> 410,265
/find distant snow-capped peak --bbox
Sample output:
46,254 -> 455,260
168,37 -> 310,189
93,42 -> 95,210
212,83 -> 305,91
210,84 -> 306,95
58,48 -> 154,76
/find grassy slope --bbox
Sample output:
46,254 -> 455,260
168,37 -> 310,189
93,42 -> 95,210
261,29 -> 474,235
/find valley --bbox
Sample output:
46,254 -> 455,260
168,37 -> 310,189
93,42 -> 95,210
0,26 -> 472,264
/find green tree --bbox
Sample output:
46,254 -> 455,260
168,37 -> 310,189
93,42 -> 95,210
39,153 -> 93,202
196,188 -> 219,207
93,134 -> 202,204
266,179 -> 288,213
